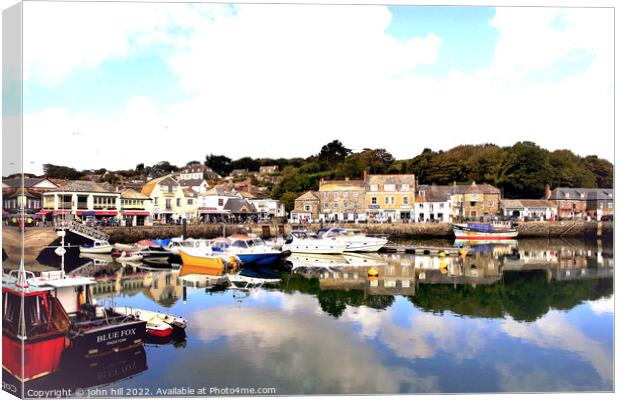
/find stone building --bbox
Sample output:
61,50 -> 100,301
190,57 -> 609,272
318,178 -> 366,222
290,191 -> 320,223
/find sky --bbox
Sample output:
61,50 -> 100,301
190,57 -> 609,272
15,2 -> 614,174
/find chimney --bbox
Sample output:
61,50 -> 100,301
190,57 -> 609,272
544,184 -> 552,200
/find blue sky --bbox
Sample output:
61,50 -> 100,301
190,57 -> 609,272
18,3 -> 613,173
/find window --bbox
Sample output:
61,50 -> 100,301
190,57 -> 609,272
167,185 -> 173,193
419,190 -> 425,197
371,197 -> 378,205
439,203 -> 444,209
353,192 -> 359,198
565,193 -> 570,199
384,184 -> 395,192
304,205 -> 311,212
402,184 -> 409,191
386,196 -> 395,205
419,203 -> 424,208
188,199 -> 194,205
608,202 -> 613,208
343,192 -> 349,199
218,199 -> 224,206
334,202 -> 339,208
165,199 -> 172,209
154,197 -> 159,206
370,185 -> 378,192
403,196 -> 409,205
176,198 -> 181,207
488,201 -> 494,207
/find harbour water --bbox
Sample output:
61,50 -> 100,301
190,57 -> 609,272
10,238 -> 614,395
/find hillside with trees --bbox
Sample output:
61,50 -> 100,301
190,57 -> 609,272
28,141 -> 612,212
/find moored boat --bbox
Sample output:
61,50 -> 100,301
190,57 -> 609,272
452,223 -> 518,240
282,230 -> 347,254
112,307 -> 187,338
317,228 -> 388,252
178,249 -> 241,270
79,240 -> 113,254
216,236 -> 290,266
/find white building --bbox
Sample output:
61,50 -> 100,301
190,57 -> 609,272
197,185 -> 239,222
500,199 -> 558,221
415,185 -> 452,222
248,198 -> 286,219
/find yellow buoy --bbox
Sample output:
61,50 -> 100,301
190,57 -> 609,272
367,267 -> 379,277
438,251 -> 446,258
459,248 -> 469,257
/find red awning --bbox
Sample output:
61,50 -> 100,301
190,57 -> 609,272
122,211 -> 149,216
2,209 -> 8,216
53,210 -> 70,215
76,211 -> 117,216
36,210 -> 53,215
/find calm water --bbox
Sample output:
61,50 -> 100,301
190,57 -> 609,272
15,238 -> 615,395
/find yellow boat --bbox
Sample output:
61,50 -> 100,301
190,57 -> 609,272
178,250 -> 241,271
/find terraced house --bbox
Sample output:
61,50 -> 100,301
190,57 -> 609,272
365,173 -> 416,222
318,178 -> 366,222
141,175 -> 198,224
41,180 -> 120,223
447,181 -> 501,220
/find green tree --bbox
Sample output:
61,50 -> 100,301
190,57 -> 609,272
583,155 -> 613,188
318,140 -> 351,170
205,154 -> 232,176
43,164 -> 82,180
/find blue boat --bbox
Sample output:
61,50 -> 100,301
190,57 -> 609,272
212,235 -> 290,266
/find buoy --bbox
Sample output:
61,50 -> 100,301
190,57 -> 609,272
440,266 -> 448,275
438,251 -> 446,258
367,267 -> 379,277
459,248 -> 469,257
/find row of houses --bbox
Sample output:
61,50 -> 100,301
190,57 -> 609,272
290,173 -> 613,223
2,174 -> 285,226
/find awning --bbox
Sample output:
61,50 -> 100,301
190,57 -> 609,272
2,209 -> 7,216
76,210 -> 117,216
122,211 -> 149,216
36,210 -> 53,215
53,210 -> 70,215
199,208 -> 231,214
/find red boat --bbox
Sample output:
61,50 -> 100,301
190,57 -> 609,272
2,271 -> 69,382
2,269 -> 147,383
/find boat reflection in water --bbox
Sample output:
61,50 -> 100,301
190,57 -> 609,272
5,237 -> 613,395
2,345 -> 148,398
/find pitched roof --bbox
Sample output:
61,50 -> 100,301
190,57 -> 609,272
56,180 -> 112,193
501,199 -> 557,209
548,188 -> 612,200
121,189 -> 150,200
223,198 -> 257,214
319,179 -> 365,191
2,177 -> 58,189
417,185 -> 451,202
296,191 -> 320,202
141,175 -> 179,196
202,184 -> 237,197
178,178 -> 206,187
366,174 -> 415,187
183,188 -> 197,197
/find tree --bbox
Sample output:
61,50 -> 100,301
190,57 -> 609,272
583,156 -> 613,188
148,161 -> 178,178
136,163 -> 145,172
231,157 -> 260,172
205,154 -> 232,176
318,140 -> 351,169
496,142 -> 552,198
359,148 -> 395,174
43,164 -> 82,180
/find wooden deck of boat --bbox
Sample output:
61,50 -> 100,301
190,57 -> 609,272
379,244 -> 463,255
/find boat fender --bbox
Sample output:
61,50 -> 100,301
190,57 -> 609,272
438,251 -> 446,258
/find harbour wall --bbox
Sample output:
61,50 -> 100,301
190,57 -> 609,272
98,221 -> 613,242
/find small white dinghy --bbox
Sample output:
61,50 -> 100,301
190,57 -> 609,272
114,243 -> 142,252
113,307 -> 187,338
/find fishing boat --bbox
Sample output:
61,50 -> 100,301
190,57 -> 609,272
452,223 -> 518,240
79,239 -> 113,254
112,307 -> 187,338
282,230 -> 347,254
215,235 -> 290,266
2,270 -> 146,382
317,228 -> 388,252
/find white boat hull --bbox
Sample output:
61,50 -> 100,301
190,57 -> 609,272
282,242 -> 346,254
79,245 -> 113,254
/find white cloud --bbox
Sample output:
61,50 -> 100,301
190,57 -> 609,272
587,295 -> 614,315
21,4 -> 613,172
500,311 -> 613,384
